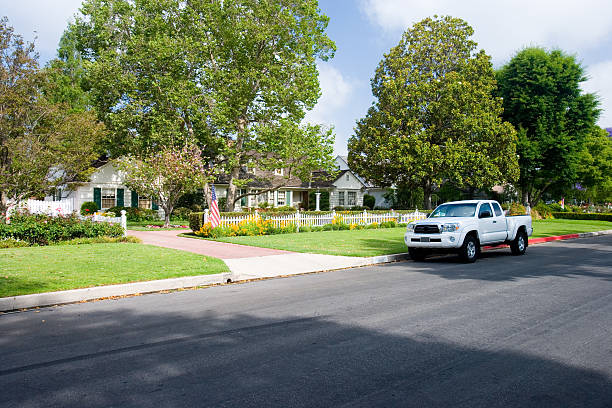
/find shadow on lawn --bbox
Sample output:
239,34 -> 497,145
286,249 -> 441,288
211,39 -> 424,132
1,302 -> 611,408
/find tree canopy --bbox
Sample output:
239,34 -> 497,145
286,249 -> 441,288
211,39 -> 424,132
67,0 -> 337,210
348,16 -> 518,209
0,17 -> 105,216
496,47 -> 600,205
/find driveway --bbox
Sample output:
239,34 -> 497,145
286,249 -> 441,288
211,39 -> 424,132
127,229 -> 291,259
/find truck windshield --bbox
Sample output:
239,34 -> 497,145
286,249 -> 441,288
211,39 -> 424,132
430,203 -> 477,218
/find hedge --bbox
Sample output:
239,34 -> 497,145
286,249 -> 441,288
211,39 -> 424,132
551,212 -> 612,222
1,213 -> 124,245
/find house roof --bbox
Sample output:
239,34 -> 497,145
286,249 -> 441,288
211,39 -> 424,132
606,128 -> 612,138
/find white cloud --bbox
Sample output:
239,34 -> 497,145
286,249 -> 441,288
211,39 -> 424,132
359,0 -> 612,65
582,60 -> 612,127
305,64 -> 355,125
3,0 -> 83,62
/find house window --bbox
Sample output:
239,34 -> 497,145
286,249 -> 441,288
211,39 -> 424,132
346,174 -> 350,181
274,168 -> 284,176
348,191 -> 357,206
338,191 -> 345,206
139,196 -> 152,209
102,188 -> 116,209
277,191 -> 286,206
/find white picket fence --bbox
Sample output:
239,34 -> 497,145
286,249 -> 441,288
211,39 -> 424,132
25,199 -> 74,216
203,209 -> 427,231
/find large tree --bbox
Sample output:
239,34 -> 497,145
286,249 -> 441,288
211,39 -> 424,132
496,47 -> 600,205
348,16 -> 518,209
68,0 -> 336,211
0,18 -> 105,217
572,127 -> 612,203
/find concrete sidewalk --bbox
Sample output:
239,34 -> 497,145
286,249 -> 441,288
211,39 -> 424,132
2,229 -> 611,312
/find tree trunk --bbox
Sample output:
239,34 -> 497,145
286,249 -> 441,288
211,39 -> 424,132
163,207 -> 171,228
423,180 -> 433,210
521,189 -> 529,207
226,166 -> 240,212
203,183 -> 212,209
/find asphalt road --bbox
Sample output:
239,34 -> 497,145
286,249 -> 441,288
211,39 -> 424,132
1,236 -> 611,407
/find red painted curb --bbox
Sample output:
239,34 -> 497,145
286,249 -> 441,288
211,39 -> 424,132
482,233 -> 582,251
529,234 -> 580,244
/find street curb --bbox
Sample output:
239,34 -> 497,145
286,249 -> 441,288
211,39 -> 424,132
2,230 -> 610,312
0,272 -> 232,312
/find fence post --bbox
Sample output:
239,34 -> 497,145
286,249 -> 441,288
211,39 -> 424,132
120,210 -> 127,237
204,209 -> 209,225
295,209 -> 300,232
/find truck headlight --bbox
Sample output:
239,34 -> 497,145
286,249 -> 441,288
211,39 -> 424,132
407,223 -> 416,231
441,223 -> 460,232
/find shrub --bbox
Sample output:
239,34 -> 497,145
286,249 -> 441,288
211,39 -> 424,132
504,202 -> 526,216
80,201 -> 98,216
171,207 -> 191,221
551,212 -> 612,222
363,194 -> 375,210
0,237 -> 30,248
108,206 -> 158,222
533,203 -> 554,219
0,213 -> 124,245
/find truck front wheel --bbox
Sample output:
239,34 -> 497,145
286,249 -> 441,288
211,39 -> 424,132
510,230 -> 528,256
459,235 -> 479,263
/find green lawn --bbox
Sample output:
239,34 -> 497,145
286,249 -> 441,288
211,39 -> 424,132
0,243 -> 228,298
199,219 -> 611,257
530,219 -> 612,238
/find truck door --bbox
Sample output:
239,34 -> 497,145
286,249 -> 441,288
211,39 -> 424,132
478,203 -> 495,244
490,202 -> 508,242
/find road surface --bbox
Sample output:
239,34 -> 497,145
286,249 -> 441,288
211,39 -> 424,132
1,236 -> 611,407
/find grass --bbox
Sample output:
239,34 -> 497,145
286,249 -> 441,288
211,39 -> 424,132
127,220 -> 189,231
0,243 -> 229,298
189,219 -> 612,257
530,219 -> 612,238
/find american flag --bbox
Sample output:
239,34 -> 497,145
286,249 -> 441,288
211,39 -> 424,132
209,185 -> 220,228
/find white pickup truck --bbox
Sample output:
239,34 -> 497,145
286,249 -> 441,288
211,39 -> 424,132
404,200 -> 533,263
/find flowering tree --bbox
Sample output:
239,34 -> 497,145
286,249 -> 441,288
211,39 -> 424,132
117,144 -> 211,227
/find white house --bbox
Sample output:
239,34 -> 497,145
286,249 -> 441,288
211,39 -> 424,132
47,155 -> 393,213
51,160 -> 162,215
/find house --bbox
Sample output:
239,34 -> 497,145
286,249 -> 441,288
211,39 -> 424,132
48,155 -> 392,213
50,159 -> 162,215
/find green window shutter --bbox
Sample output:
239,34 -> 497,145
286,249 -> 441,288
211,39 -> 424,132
93,188 -> 101,210
240,189 -> 247,206
152,201 -> 159,210
131,191 -> 138,207
117,188 -> 124,207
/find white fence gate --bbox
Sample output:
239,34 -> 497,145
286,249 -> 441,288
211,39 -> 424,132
202,209 -> 427,231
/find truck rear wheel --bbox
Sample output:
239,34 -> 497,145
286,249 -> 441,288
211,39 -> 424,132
459,235 -> 479,263
510,230 -> 528,256
409,248 -> 427,261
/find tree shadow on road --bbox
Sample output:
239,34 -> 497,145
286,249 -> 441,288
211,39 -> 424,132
1,301 -> 611,408
400,237 -> 612,282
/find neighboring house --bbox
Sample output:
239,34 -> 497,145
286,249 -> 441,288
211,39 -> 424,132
49,160 -> 162,215
334,156 -> 392,209
46,155 -> 393,213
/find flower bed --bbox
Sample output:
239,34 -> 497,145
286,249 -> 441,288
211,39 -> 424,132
194,217 -> 402,238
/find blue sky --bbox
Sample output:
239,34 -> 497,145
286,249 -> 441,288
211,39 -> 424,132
4,0 -> 612,155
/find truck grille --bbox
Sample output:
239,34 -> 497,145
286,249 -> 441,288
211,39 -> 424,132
414,225 -> 440,234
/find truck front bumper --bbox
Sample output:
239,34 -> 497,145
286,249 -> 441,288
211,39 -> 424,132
404,232 -> 463,249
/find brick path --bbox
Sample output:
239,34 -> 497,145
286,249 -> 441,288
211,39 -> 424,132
127,230 -> 292,259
